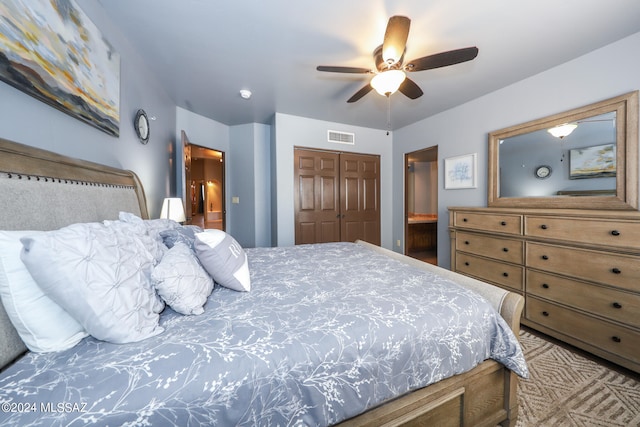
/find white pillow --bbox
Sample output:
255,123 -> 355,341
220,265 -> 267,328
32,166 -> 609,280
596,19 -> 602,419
151,242 -> 213,315
194,230 -> 251,292
20,222 -> 164,344
0,230 -> 87,353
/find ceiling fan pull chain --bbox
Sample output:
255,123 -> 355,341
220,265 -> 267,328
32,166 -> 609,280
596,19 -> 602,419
387,95 -> 392,135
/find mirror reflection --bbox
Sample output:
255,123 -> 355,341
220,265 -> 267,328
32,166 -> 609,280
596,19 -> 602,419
488,91 -> 638,210
499,111 -> 617,198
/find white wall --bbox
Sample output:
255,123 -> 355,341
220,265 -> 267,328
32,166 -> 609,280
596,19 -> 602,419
273,113 -> 394,249
393,31 -> 640,269
0,2 -> 177,218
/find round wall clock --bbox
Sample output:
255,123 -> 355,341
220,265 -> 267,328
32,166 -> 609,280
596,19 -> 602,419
134,109 -> 150,144
535,165 -> 552,179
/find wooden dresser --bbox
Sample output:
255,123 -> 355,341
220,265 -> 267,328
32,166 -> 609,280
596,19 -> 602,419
449,207 -> 640,373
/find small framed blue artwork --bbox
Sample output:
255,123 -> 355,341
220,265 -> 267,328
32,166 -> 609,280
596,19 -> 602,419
444,153 -> 477,189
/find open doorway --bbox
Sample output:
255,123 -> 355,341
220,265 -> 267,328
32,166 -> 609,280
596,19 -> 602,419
185,141 -> 225,231
405,146 -> 438,265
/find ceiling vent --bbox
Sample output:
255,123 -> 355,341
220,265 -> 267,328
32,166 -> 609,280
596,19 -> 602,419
328,130 -> 355,145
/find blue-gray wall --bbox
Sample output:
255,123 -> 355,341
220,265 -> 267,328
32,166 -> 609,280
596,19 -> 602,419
393,31 -> 640,269
2,2 -> 639,263
0,2 -> 177,219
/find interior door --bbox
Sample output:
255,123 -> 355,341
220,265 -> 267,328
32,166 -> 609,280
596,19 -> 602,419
294,148 -> 380,246
340,153 -> 381,245
181,131 -> 193,223
294,148 -> 341,244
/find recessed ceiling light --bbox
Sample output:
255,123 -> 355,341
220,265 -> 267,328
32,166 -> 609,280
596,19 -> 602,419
239,89 -> 252,99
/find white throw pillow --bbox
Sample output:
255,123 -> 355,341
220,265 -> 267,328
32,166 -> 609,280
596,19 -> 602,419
194,230 -> 251,292
20,222 -> 164,344
0,230 -> 87,353
151,242 -> 214,315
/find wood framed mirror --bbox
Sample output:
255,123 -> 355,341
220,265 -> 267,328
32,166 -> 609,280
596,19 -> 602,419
488,91 -> 638,210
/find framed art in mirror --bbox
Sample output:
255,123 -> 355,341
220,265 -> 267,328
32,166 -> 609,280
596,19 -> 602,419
488,91 -> 638,210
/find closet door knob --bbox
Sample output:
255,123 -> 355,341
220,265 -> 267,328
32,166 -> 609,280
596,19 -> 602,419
611,268 -> 621,274
610,230 -> 620,236
612,302 -> 622,309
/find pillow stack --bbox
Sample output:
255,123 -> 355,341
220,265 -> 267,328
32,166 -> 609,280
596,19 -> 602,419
0,212 -> 251,353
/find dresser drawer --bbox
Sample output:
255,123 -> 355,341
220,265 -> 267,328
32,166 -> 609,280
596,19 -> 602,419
526,297 -> 640,365
526,242 -> 640,292
453,212 -> 522,235
525,216 -> 640,250
527,270 -> 640,328
455,252 -> 524,291
455,231 -> 523,264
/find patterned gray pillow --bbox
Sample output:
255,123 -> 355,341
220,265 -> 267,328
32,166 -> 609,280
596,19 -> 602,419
160,225 -> 203,250
194,230 -> 251,292
151,242 -> 213,315
20,222 -> 165,344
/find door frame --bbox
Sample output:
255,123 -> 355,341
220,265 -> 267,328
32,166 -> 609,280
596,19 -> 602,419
182,130 -> 226,230
404,146 -> 438,256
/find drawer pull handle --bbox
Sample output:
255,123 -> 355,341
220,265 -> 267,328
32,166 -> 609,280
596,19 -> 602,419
502,272 -> 509,277
611,268 -> 621,274
612,302 -> 622,309
541,255 -> 549,260
612,336 -> 621,343
463,218 -> 468,222
464,262 -> 470,266
542,311 -> 549,317
610,230 -> 620,236
540,224 -> 548,230
464,241 -> 470,245
542,283 -> 549,289
502,247 -> 509,252
500,221 -> 507,226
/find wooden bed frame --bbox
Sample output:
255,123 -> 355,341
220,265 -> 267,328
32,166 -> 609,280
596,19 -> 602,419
0,137 -> 524,427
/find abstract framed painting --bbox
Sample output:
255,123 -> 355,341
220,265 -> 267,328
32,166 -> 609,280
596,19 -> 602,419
444,153 -> 477,189
0,0 -> 120,136
569,143 -> 616,179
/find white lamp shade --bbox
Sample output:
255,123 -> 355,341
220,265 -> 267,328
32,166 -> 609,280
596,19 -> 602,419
370,69 -> 406,96
160,198 -> 186,222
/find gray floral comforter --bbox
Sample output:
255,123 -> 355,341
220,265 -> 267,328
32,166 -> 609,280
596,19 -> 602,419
0,242 -> 527,426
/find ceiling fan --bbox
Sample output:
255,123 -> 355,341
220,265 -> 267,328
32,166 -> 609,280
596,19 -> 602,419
317,16 -> 479,103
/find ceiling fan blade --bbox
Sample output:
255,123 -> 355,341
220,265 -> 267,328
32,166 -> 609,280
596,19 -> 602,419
317,65 -> 372,74
347,84 -> 373,103
382,16 -> 410,65
398,78 -> 423,99
405,46 -> 479,72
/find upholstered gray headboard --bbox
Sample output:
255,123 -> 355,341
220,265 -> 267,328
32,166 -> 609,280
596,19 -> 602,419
0,137 -> 149,370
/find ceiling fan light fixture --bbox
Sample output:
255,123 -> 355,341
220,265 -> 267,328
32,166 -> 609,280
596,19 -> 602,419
547,123 -> 577,139
371,69 -> 406,96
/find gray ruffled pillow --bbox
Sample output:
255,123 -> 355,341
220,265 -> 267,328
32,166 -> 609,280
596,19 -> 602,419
20,222 -> 164,344
151,242 -> 213,315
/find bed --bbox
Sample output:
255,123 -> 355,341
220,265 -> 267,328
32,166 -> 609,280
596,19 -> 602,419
0,137 -> 527,426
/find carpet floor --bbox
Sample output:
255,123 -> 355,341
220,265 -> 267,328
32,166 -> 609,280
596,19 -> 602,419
516,328 -> 640,427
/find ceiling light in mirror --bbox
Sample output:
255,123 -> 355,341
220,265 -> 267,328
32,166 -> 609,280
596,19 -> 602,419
547,123 -> 578,139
